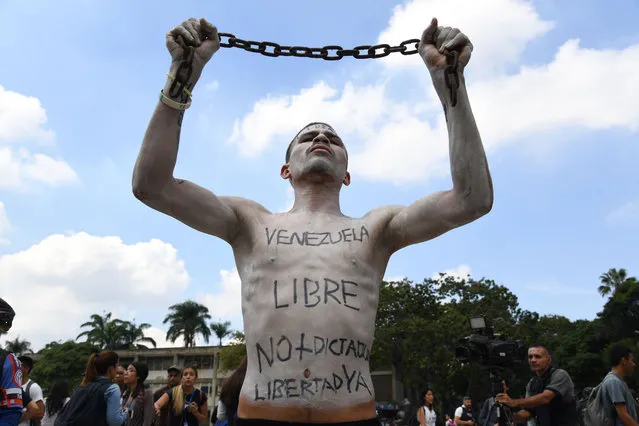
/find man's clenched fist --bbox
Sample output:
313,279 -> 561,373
166,18 -> 220,72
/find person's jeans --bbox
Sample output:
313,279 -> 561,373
0,410 -> 22,426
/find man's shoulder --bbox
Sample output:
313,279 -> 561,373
221,196 -> 271,216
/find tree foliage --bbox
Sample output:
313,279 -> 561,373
4,336 -> 34,356
373,268 -> 639,416
76,312 -> 156,350
163,301 -> 212,348
31,340 -> 98,391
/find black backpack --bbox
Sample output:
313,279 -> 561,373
54,378 -> 112,426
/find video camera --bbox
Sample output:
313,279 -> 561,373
455,316 -> 526,368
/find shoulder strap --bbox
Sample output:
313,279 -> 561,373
26,380 -> 33,395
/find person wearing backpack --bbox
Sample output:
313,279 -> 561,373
54,350 -> 127,426
601,344 -> 638,426
0,298 -> 23,426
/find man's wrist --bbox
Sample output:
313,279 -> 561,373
431,69 -> 465,105
163,64 -> 202,102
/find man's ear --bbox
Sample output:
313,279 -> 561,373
343,171 -> 351,186
281,164 -> 291,180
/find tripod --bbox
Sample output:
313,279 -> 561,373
482,370 -> 516,426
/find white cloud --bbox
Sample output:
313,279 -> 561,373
228,37 -> 639,184
278,187 -> 295,213
376,0 -> 554,76
605,200 -> 639,227
383,275 -> 408,282
432,264 -> 472,281
144,326 -> 186,349
0,86 -> 78,190
0,85 -> 55,145
0,147 -> 78,189
205,80 -> 219,92
0,202 -> 10,245
197,268 -> 243,338
228,82 -> 388,157
0,232 -> 190,350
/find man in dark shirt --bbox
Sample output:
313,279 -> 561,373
153,366 -> 181,426
496,344 -> 576,426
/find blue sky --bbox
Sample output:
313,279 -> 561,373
0,0 -> 637,350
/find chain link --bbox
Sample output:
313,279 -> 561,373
169,35 -> 195,102
216,33 -> 461,106
444,50 -> 460,107
218,33 -> 421,60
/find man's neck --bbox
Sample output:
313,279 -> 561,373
611,366 -> 626,378
536,366 -> 551,377
290,183 -> 342,215
21,376 -> 29,386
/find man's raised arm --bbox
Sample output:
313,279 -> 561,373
384,18 -> 493,252
132,18 -> 243,244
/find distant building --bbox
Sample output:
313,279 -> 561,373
115,345 -> 402,408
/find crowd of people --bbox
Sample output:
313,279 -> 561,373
408,343 -> 638,426
0,298 -> 249,426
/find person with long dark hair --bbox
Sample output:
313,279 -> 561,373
41,381 -> 69,426
216,357 -> 247,426
55,350 -> 127,426
417,389 -> 437,426
153,365 -> 208,426
120,362 -> 153,426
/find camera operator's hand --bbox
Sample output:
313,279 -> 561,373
495,393 -> 514,407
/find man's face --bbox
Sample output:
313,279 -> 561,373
464,399 -> 472,408
621,353 -> 636,376
283,123 -> 349,186
528,347 -> 552,374
167,371 -> 180,387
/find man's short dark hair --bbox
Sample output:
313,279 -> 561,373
285,122 -> 338,163
529,343 -> 553,357
18,355 -> 34,371
609,344 -> 632,367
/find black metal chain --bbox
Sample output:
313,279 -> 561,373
444,50 -> 460,107
218,32 -> 421,61
169,32 -> 461,107
169,35 -> 195,101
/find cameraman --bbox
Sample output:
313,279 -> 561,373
496,344 -> 576,426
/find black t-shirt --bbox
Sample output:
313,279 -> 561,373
164,387 -> 207,426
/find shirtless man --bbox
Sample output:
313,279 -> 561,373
133,17 -> 493,426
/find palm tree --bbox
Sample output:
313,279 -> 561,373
77,312 -> 128,350
598,268 -> 636,297
163,301 -> 212,348
121,320 -> 157,350
210,321 -> 233,346
5,336 -> 33,356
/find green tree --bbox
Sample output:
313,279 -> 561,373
219,331 -> 246,371
31,340 -> 98,391
210,320 -> 233,346
76,312 -> 128,350
598,268 -> 636,297
121,320 -> 157,350
4,336 -> 33,356
163,301 -> 212,348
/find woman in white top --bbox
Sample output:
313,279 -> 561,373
41,381 -> 70,426
417,388 -> 437,426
